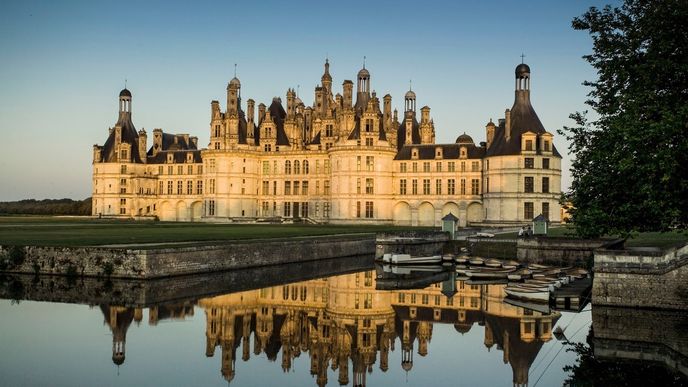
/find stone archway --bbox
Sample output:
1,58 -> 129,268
190,201 -> 203,222
442,202 -> 460,220
393,202 -> 412,226
418,202 -> 435,227
159,201 -> 175,221
176,201 -> 188,222
466,202 -> 483,224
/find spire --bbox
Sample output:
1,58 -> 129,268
363,55 -> 366,69
234,63 -> 237,77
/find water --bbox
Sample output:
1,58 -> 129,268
0,264 -> 685,387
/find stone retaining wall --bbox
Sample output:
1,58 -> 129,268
593,243 -> 688,309
516,237 -> 617,267
0,234 -> 376,279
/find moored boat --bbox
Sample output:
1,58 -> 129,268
504,286 -> 550,303
390,254 -> 443,265
469,257 -> 485,265
507,268 -> 532,281
485,259 -> 503,268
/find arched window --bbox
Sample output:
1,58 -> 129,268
303,160 -> 309,174
294,160 -> 300,174
285,160 -> 291,174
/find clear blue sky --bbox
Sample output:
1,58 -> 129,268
0,0 -> 614,201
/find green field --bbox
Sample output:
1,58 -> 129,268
0,216 -> 428,248
495,224 -> 687,249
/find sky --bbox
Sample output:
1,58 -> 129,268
0,0 -> 614,201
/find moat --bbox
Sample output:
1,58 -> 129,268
1,261 -> 686,387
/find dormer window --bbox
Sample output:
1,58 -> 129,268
460,146 -> 467,158
186,153 -> 193,163
167,154 -> 174,163
120,149 -> 128,160
435,147 -> 443,159
412,148 -> 419,159
544,140 -> 550,152
525,140 -> 533,151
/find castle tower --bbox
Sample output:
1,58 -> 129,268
404,88 -> 416,113
321,58 -> 333,101
227,76 -> 241,116
247,99 -> 255,140
355,59 -> 371,114
343,80 -> 353,109
119,88 -> 132,119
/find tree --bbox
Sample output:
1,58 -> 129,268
560,0 -> 688,238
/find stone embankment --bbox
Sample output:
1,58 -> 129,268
376,230 -> 449,258
0,234 -> 375,279
593,243 -> 688,310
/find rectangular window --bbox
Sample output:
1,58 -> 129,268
365,201 -> 374,218
485,177 -> 489,193
366,156 -> 374,171
356,201 -> 361,218
323,202 -> 330,217
423,179 -> 430,195
412,162 -> 418,172
302,181 -> 308,195
177,165 -> 183,175
167,181 -> 173,194
120,165 -> 127,174
315,160 -> 320,174
187,181 -> 193,194
357,178 -> 361,194
208,200 -> 215,216
209,179 -> 216,194
542,177 -> 550,193
177,180 -> 183,195
196,180 -> 203,194
525,157 -> 534,169
524,202 -> 534,219
436,162 -> 442,172
461,161 -> 466,172
435,179 -> 442,195
460,179 -> 466,195
526,140 -> 533,151
187,165 -> 193,174
293,181 -> 300,195
284,202 -> 291,217
524,177 -> 534,193
273,181 -> 277,195
168,166 -> 173,175
423,162 -> 430,172
471,161 -> 479,172
262,181 -> 269,195
542,158 -> 550,169
159,181 -> 163,194
448,179 -> 456,195
400,162 -> 407,173
198,165 -> 203,174
544,140 -> 551,152
365,178 -> 374,194
324,180 -> 330,195
357,156 -> 361,171
316,180 -> 320,195
262,161 -> 270,174
412,179 -> 418,195
448,162 -> 455,172
158,166 -> 163,175
400,179 -> 407,195
471,179 -> 480,195
284,181 -> 291,195
542,202 -> 550,219
324,160 -> 330,173
365,137 -> 373,146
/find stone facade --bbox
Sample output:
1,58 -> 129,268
92,60 -> 561,226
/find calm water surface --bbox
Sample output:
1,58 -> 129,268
0,264 -> 682,387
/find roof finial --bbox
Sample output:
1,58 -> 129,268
409,79 -> 412,91
233,63 -> 237,77
520,53 -> 526,64
124,78 -> 127,89
363,55 -> 366,69
296,84 -> 300,97
326,52 -> 329,64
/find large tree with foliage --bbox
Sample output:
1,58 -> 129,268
560,0 -> 688,238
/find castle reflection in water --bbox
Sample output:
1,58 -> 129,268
100,270 -> 559,386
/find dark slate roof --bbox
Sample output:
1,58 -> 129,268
100,112 -> 143,163
442,212 -> 459,221
394,143 -> 485,160
309,130 -> 322,145
267,98 -> 291,146
396,114 -> 421,151
486,91 -> 562,157
119,88 -> 132,97
147,150 -> 202,164
533,214 -> 549,222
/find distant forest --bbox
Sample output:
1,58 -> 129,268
0,198 -> 92,216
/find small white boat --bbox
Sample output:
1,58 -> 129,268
380,253 -> 393,263
466,268 -> 513,279
485,259 -> 502,268
507,268 -> 532,281
454,255 -> 469,264
475,232 -> 495,238
442,254 -> 455,262
502,260 -> 520,270
389,265 -> 444,275
469,257 -> 485,265
504,286 -> 550,303
390,254 -> 442,265
518,282 -> 556,292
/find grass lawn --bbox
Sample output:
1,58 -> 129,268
494,223 -> 687,249
0,216 -> 429,247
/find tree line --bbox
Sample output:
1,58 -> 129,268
0,198 -> 92,216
